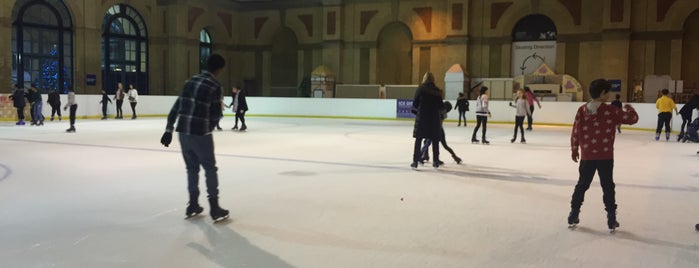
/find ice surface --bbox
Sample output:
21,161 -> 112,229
0,117 -> 698,267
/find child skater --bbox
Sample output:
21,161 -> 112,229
420,101 -> 463,166
227,85 -> 248,131
610,94 -> 622,133
471,86 -> 491,144
509,89 -> 531,143
99,90 -> 112,120
567,79 -> 638,232
454,93 -> 469,127
655,89 -> 678,141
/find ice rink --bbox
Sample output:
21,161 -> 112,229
1,117 -> 698,267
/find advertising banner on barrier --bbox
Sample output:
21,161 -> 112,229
396,99 -> 415,118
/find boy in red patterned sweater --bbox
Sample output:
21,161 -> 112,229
567,79 -> 639,232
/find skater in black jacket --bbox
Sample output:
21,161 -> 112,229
99,90 -> 112,120
678,94 -> 699,141
454,93 -> 469,127
47,88 -> 62,121
227,85 -> 248,131
9,85 -> 26,125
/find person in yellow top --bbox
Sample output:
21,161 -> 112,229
655,89 -> 678,141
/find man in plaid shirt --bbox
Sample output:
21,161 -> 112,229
161,54 -> 229,222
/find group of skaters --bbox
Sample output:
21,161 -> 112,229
410,73 -> 699,232
9,84 -> 77,132
106,82 -> 140,120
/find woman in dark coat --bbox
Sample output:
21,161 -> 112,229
411,72 -> 444,169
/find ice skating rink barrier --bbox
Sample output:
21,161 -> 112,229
1,94 -> 696,131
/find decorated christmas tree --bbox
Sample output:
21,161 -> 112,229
40,45 -> 69,93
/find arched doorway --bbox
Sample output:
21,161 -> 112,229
682,10 -> 699,89
12,0 -> 73,93
101,4 -> 148,94
511,14 -> 557,76
271,28 -> 298,89
377,22 -> 412,85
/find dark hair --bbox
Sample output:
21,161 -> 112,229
206,54 -> 226,72
661,89 -> 669,95
524,86 -> 531,92
480,86 -> 489,95
589,79 -> 611,99
458,92 -> 464,96
615,94 -> 621,99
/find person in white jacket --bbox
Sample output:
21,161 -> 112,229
127,84 -> 139,119
63,88 -> 77,132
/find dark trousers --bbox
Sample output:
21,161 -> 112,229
102,103 -> 108,118
130,102 -> 137,118
69,104 -> 77,126
513,116 -> 525,140
421,129 -> 456,159
116,100 -> 123,118
527,106 -> 535,129
50,104 -> 61,118
458,110 -> 467,126
16,107 -> 25,121
179,133 -> 219,199
656,112 -> 672,134
570,159 -> 616,212
235,111 -> 246,127
679,113 -> 692,137
472,115 -> 488,140
29,102 -> 36,122
413,137 -> 440,163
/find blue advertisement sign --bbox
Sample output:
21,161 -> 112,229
86,74 -> 97,86
396,99 -> 415,119
608,79 -> 622,92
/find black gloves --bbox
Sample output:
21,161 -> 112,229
161,132 -> 173,147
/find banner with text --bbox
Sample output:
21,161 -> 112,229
511,41 -> 557,76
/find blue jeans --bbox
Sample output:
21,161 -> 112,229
33,102 -> 45,122
179,133 -> 219,199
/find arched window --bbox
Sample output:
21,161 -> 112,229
102,4 -> 148,94
12,0 -> 73,93
512,14 -> 557,42
510,14 -> 558,76
200,29 -> 212,72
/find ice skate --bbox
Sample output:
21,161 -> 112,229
185,202 -> 204,218
695,223 -> 699,231
232,126 -> 238,131
520,139 -> 526,144
410,162 -> 418,170
50,116 -> 54,121
239,125 -> 247,132
510,138 -> 516,143
482,140 -> 490,145
452,155 -> 462,164
208,198 -> 229,222
66,126 -> 76,133
471,138 -> 479,144
432,160 -> 444,169
607,210 -> 620,233
567,209 -> 580,229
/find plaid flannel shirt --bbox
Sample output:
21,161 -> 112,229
165,72 -> 223,135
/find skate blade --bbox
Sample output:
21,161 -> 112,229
185,213 -> 202,219
609,228 -> 617,234
213,214 -> 230,223
568,224 -> 578,230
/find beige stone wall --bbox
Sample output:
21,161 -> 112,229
2,0 -> 699,100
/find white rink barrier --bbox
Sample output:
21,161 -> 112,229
1,94 -> 696,131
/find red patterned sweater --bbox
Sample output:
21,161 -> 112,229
571,103 -> 639,160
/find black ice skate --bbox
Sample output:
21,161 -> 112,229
482,140 -> 490,145
471,138 -> 480,144
567,209 -> 580,229
410,162 -> 418,170
520,139 -> 526,144
607,210 -> 620,233
185,202 -> 204,218
433,160 -> 444,169
239,125 -> 247,131
232,126 -> 238,131
66,127 -> 76,133
510,138 -> 516,143
452,155 -> 462,164
208,198 -> 230,222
